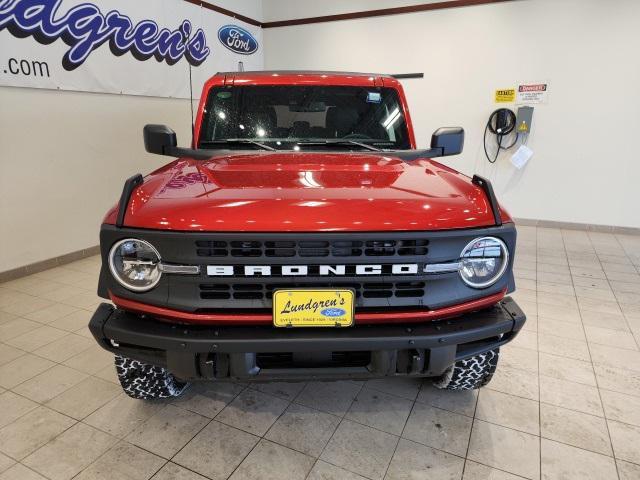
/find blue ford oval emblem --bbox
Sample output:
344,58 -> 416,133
321,308 -> 346,317
218,25 -> 259,55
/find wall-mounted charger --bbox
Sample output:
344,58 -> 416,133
516,106 -> 534,134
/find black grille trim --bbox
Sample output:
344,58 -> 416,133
196,238 -> 429,258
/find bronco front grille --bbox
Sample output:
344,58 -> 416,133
195,239 -> 429,258
199,281 -> 427,300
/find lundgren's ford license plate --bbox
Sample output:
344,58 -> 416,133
272,289 -> 354,327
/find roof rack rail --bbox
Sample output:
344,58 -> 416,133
472,175 -> 502,226
116,174 -> 143,228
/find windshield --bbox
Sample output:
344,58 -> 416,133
198,85 -> 411,151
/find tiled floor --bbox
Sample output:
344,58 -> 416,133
0,226 -> 640,479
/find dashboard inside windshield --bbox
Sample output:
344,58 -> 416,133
198,85 -> 411,151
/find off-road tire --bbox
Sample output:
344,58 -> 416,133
433,348 -> 500,390
115,355 -> 189,400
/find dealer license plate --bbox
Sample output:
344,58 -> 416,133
272,289 -> 354,327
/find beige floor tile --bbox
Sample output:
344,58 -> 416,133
617,460 -> 640,480
294,380 -> 361,417
216,389 -> 288,436
584,325 -> 638,350
537,291 -> 576,309
13,365 -> 87,404
45,376 -> 121,420
463,461 -> 523,479
48,310 -> 92,332
365,377 -> 421,401
600,389 -> 640,426
84,393 -> 164,438
581,310 -> 630,332
0,291 -> 34,309
539,352 -> 596,386
538,317 -> 585,340
575,286 -> 617,302
607,420 -> 640,464
32,334 -> 93,363
0,452 -> 14,475
306,460 -> 368,480
0,463 -> 48,480
63,345 -> 113,375
579,298 -> 623,316
499,345 -> 538,374
540,375 -> 603,416
594,364 -> 640,397
0,319 -> 41,342
537,304 -> 581,323
0,391 -> 39,428
402,403 -> 472,457
386,438 -> 464,480
170,382 -> 245,418
94,364 -> 119,384
74,441 -> 165,480
486,365 -> 539,400
60,292 -> 101,310
0,354 -> 55,389
476,389 -> 539,435
345,387 -> 413,435
1,297 -> 55,317
467,419 -> 540,480
230,439 -> 314,480
509,329 -> 537,350
151,462 -> 209,480
0,406 -> 76,460
173,420 -> 258,480
538,333 -> 590,362
265,403 -> 339,457
590,343 -> 640,372
6,325 -> 68,352
537,282 -> 575,296
126,404 -> 209,459
321,419 -> 397,480
540,438 -> 617,480
251,381 -> 306,400
22,303 -> 79,324
540,403 -> 611,455
0,344 -> 23,367
23,422 -> 117,480
38,285 -> 88,303
416,384 -> 478,416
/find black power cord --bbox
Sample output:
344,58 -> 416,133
483,108 -> 518,163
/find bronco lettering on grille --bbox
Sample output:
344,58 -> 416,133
206,264 -> 422,276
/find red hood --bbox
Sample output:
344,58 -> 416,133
106,152 -> 508,231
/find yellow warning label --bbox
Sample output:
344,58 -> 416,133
518,121 -> 528,132
495,88 -> 516,103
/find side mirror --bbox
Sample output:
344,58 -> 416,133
143,124 -> 177,155
430,127 -> 464,157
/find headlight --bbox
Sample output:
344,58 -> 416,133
459,237 -> 509,288
108,239 -> 162,292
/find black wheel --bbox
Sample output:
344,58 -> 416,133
433,348 -> 500,390
115,355 -> 189,400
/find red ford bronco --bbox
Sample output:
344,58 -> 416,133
89,71 -> 525,399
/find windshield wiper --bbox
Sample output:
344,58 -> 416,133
200,139 -> 276,151
296,140 -> 382,152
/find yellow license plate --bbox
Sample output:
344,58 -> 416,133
273,289 -> 354,327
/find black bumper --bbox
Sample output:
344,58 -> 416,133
89,297 -> 526,382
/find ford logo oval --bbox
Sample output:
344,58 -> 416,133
218,25 -> 258,55
321,308 -> 346,317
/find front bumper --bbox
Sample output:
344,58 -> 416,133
89,297 -> 526,382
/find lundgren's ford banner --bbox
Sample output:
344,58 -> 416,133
0,0 -> 263,98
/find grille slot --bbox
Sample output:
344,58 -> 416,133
199,281 -> 426,301
195,238 -> 428,258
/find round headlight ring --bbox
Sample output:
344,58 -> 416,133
458,236 -> 509,289
108,238 -> 162,292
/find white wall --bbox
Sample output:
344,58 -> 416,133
263,0 -> 432,21
263,0 -> 640,229
0,87 -> 192,272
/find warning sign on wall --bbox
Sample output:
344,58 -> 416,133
516,83 -> 549,104
495,88 -> 516,103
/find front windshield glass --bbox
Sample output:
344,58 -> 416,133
198,85 -> 411,151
